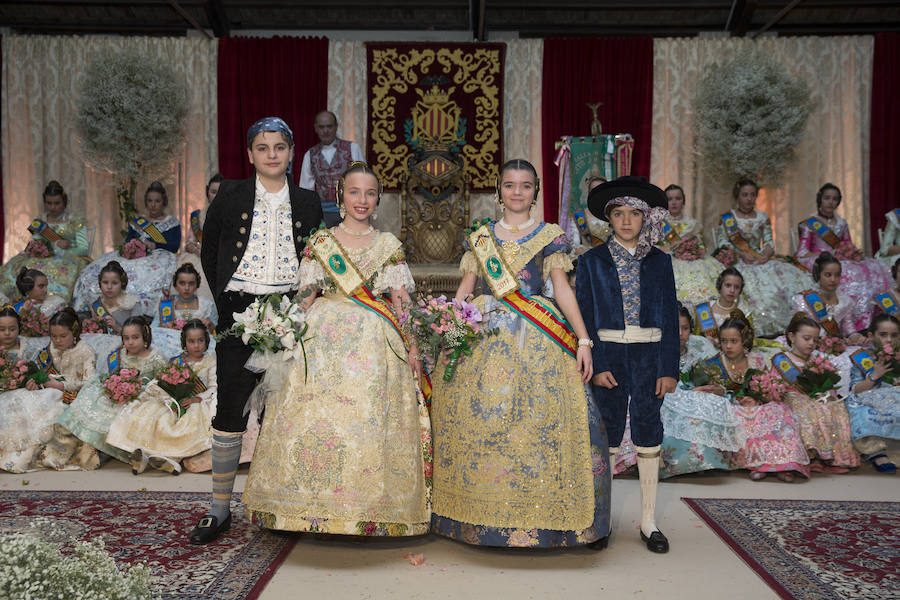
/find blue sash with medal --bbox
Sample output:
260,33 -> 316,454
694,302 -> 717,336
36,344 -> 54,372
703,355 -> 728,380
130,217 -> 167,244
661,220 -> 680,244
849,348 -> 875,378
803,216 -> 841,248
894,208 -> 900,223
107,348 -> 122,374
801,290 -> 841,336
772,352 -> 801,384
158,299 -> 174,326
12,300 -> 26,313
91,299 -> 108,319
573,210 -> 589,240
190,209 -> 202,244
28,219 -> 63,242
874,292 -> 899,316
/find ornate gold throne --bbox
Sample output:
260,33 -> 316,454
400,150 -> 470,295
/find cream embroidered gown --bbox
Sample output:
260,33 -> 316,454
105,352 -> 217,462
243,231 -> 431,536
0,340 -> 95,472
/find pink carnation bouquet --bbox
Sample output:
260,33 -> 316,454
874,339 -> 900,385
102,368 -> 143,404
671,236 -> 705,261
81,317 -> 110,334
0,350 -> 30,391
120,239 -> 149,260
741,369 -> 792,404
156,362 -> 204,417
18,303 -> 50,337
831,240 -> 863,261
713,247 -> 738,268
405,295 -> 497,381
24,239 -> 53,258
815,334 -> 847,356
796,354 -> 842,399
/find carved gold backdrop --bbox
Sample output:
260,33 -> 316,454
650,36 -> 873,254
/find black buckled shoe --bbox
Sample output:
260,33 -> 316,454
189,513 -> 232,545
640,529 -> 669,553
587,534 -> 610,550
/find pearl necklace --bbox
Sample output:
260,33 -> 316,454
498,217 -> 535,234
338,222 -> 374,237
714,299 -> 736,311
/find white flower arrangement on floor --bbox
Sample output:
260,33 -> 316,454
0,521 -> 154,599
693,48 -> 815,185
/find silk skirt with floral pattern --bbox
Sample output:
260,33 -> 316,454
242,294 -> 432,536
730,402 -> 811,476
782,392 -> 860,468
430,296 -> 611,548
846,386 -> 900,456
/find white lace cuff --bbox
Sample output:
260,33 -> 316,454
372,263 -> 415,294
298,258 -> 326,288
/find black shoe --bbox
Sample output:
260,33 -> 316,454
189,513 -> 232,545
587,534 -> 609,550
640,529 -> 669,553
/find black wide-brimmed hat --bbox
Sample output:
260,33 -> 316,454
588,176 -> 667,222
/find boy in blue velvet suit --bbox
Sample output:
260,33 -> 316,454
575,176 -> 679,554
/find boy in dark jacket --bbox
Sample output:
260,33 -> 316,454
575,176 -> 679,553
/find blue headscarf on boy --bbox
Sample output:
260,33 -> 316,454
246,116 -> 295,176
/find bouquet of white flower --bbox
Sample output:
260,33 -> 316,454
222,293 -> 310,366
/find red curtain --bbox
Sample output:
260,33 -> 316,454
0,33 -> 4,261
869,32 -> 899,253
217,36 -> 329,185
541,37 -> 653,223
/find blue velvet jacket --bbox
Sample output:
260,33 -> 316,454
575,242 -> 679,379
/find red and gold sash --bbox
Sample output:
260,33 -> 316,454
468,222 -> 577,358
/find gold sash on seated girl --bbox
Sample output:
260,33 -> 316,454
432,222 -> 593,531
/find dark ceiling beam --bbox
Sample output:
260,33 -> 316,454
167,0 -> 212,38
2,21 -> 188,34
750,0 -> 804,38
205,0 -> 230,37
470,0 -> 486,40
725,0 -> 758,36
6,0 -> 204,5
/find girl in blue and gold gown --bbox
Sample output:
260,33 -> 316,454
431,159 -> 610,548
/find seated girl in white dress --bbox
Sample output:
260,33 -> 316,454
0,308 -> 95,472
155,263 -> 217,333
80,260 -> 151,334
107,319 -> 217,475
13,268 -> 65,323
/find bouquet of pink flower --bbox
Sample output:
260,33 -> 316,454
671,236 -> 705,261
18,303 -> 50,337
0,350 -> 30,391
81,317 -> 110,334
874,339 -> 900,385
24,239 -> 53,258
832,240 -> 863,261
815,334 -> 847,356
406,294 -> 496,381
170,318 -> 187,331
119,239 -> 149,260
156,362 -> 203,417
796,354 -> 841,398
740,369 -> 792,404
102,368 -> 143,404
713,247 -> 738,267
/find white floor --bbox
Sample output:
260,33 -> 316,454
3,462 -> 897,600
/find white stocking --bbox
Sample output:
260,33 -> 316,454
635,445 -> 661,536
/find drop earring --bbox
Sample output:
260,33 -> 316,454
339,203 -> 346,219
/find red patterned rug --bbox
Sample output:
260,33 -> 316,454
0,490 -> 295,600
683,498 -> 900,600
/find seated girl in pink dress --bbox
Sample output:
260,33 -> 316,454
796,183 -> 891,332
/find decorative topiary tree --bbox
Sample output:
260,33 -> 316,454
693,48 -> 815,186
76,50 -> 188,239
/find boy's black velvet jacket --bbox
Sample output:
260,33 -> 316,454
575,242 -> 680,379
200,177 -> 323,299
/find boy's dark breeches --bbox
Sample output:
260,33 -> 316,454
590,340 -> 663,448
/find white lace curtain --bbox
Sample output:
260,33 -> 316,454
1,35 -> 218,259
650,36 -> 873,253
326,39 -> 545,236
